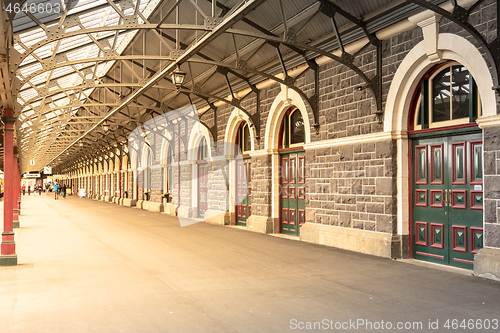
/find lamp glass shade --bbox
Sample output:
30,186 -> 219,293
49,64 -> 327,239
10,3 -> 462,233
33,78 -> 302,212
171,68 -> 186,88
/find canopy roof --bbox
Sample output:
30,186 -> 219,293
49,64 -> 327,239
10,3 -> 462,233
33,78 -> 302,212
6,0 -> 454,172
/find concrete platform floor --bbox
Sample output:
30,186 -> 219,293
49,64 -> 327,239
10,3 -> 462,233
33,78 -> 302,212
1,195 -> 499,333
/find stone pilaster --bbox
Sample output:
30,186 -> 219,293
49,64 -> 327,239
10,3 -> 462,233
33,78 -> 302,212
475,123 -> 500,280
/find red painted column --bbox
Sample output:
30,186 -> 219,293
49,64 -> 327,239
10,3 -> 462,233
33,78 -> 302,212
1,109 -> 17,265
13,147 -> 20,228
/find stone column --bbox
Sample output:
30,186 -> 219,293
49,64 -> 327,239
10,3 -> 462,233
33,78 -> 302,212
1,109 -> 17,265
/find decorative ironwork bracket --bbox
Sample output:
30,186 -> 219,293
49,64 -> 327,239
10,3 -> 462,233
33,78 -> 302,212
199,99 -> 219,143
319,0 -> 383,123
249,86 -> 261,141
306,60 -> 320,134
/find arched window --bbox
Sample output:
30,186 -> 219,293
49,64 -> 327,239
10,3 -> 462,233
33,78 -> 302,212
281,108 -> 305,148
198,137 -> 208,161
236,122 -> 251,154
413,63 -> 480,130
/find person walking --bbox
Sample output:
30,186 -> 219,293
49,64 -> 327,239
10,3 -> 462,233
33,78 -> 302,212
62,184 -> 67,198
27,185 -> 31,196
22,185 -> 26,195
38,185 -> 42,195
53,182 -> 59,200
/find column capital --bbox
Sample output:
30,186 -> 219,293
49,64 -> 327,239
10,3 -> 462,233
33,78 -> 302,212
1,117 -> 16,125
1,109 -> 16,124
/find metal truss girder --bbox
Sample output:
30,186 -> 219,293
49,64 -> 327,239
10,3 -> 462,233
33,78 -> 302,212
45,0 -> 267,166
16,23 -> 208,70
186,58 -> 322,132
319,0 -> 377,45
226,28 -> 381,110
18,55 -> 175,85
406,0 -> 500,90
11,0 -> 129,34
23,83 -> 168,105
188,88 -> 258,138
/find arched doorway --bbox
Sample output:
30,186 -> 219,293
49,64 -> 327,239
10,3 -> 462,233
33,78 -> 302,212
142,146 -> 152,201
196,137 -> 208,218
163,144 -> 174,202
235,122 -> 251,226
410,62 -> 483,269
279,107 -> 306,236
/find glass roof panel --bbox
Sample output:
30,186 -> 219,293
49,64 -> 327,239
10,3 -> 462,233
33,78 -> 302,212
14,0 -> 156,135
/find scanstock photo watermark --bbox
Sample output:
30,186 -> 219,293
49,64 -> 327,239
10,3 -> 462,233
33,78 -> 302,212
128,105 -> 247,227
289,318 -> 499,331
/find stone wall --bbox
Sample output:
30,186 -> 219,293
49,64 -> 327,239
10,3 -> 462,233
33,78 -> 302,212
484,127 -> 500,247
250,154 -> 272,218
305,140 -> 396,233
206,159 -> 230,212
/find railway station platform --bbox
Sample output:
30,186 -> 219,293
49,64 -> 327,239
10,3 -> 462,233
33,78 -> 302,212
1,195 -> 499,333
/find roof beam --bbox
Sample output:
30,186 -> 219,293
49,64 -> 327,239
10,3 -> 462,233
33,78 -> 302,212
47,0 -> 267,166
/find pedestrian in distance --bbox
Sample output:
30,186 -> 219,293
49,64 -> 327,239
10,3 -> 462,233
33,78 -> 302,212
22,185 -> 25,195
53,182 -> 59,200
62,184 -> 67,198
38,185 -> 42,195
27,185 -> 31,196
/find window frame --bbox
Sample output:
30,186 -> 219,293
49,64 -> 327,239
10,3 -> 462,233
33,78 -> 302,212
281,108 -> 305,149
237,122 -> 251,154
413,62 -> 481,131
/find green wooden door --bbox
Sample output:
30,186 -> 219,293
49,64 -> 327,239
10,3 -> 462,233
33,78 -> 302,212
198,163 -> 208,218
280,151 -> 306,236
412,131 -> 483,269
236,159 -> 251,226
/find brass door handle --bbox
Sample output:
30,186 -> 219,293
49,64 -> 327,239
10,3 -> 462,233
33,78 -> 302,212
444,189 -> 448,206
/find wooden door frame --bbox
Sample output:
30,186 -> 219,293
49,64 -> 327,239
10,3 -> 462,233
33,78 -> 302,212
235,156 -> 251,225
408,124 -> 481,260
279,148 -> 304,236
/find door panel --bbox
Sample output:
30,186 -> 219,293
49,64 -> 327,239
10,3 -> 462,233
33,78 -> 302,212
280,152 -> 305,236
236,159 -> 251,226
412,132 -> 483,269
198,163 -> 207,218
